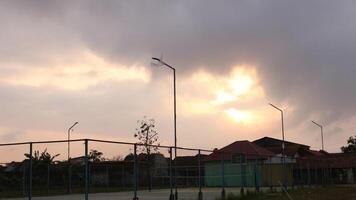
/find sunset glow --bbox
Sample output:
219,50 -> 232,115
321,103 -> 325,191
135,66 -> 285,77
225,108 -> 252,123
1,51 -> 150,90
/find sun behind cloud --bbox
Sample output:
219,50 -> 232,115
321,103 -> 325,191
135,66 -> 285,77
225,108 -> 252,123
179,66 -> 265,124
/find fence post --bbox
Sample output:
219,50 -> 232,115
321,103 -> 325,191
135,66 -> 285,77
220,154 -> 225,199
241,158 -> 245,195
174,147 -> 178,200
198,149 -> 203,200
22,164 -> 26,196
254,158 -> 259,192
299,162 -> 303,188
329,164 -> 332,184
29,142 -> 33,200
47,163 -> 50,194
269,157 -> 272,191
106,164 -> 109,191
68,161 -> 72,194
169,147 -> 174,200
84,139 -> 89,200
133,144 -> 139,200
291,161 -> 295,190
307,162 -> 311,187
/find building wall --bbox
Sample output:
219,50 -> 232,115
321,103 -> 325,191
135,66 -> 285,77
204,162 -> 293,187
204,162 -> 261,187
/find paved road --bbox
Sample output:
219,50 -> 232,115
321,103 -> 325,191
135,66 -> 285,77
4,187 -> 271,200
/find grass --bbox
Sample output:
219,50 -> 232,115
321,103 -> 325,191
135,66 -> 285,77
217,185 -> 356,200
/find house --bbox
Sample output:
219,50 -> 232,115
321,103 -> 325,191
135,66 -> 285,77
204,140 -> 293,187
253,137 -> 313,159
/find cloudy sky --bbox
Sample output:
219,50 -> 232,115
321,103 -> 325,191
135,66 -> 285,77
1,0 -> 356,161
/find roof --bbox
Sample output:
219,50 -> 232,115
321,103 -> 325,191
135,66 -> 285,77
298,153 -> 356,168
174,154 -> 207,166
262,145 -> 302,157
205,140 -> 274,161
253,137 -> 310,149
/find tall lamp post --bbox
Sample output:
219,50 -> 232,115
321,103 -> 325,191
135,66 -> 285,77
269,103 -> 286,187
67,121 -> 78,194
311,121 -> 324,151
68,121 -> 79,161
151,57 -> 177,200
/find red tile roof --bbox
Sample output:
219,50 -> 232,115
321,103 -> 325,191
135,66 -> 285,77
205,140 -> 274,161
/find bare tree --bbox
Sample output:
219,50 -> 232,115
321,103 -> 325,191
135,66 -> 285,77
134,116 -> 160,191
134,116 -> 160,155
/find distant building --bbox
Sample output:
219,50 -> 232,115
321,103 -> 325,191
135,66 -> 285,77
204,140 -> 293,187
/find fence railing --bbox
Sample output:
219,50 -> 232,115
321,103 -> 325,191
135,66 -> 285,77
0,138 -> 354,200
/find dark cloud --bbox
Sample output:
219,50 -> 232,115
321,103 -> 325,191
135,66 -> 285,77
1,0 -> 356,151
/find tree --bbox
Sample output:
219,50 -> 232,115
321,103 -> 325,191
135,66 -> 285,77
134,116 -> 160,155
110,155 -> 124,161
134,116 -> 160,191
341,135 -> 356,153
24,148 -> 60,164
89,149 -> 104,162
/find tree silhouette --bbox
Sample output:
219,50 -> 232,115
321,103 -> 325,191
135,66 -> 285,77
134,116 -> 160,191
341,135 -> 356,153
24,148 -> 60,164
134,116 -> 160,155
89,149 -> 104,162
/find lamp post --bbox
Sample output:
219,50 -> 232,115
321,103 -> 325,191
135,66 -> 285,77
269,103 -> 286,187
67,121 -> 78,194
68,122 -> 79,161
151,57 -> 177,200
311,121 -> 324,151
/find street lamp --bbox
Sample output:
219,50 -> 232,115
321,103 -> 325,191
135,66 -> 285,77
68,121 -> 79,161
311,120 -> 324,151
67,121 -> 78,194
151,57 -> 177,200
269,103 -> 286,187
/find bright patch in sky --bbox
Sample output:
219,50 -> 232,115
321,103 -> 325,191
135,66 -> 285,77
225,108 -> 252,123
179,66 -> 264,125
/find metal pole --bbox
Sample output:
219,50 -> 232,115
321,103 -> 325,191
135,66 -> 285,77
241,158 -> 245,195
173,69 -> 178,200
106,164 -> 109,191
84,139 -> 89,200
269,103 -> 286,189
67,122 -> 78,194
47,164 -> 50,194
68,129 -> 71,194
307,162 -> 311,187
22,164 -> 26,196
29,143 -> 33,200
67,122 -> 79,161
198,150 -> 202,200
133,144 -> 139,200
312,121 -> 324,151
151,57 -> 178,200
269,157 -> 273,191
281,111 -> 287,189
321,126 -> 324,151
299,162 -> 303,187
254,158 -> 259,192
221,154 -> 225,199
169,147 -> 174,200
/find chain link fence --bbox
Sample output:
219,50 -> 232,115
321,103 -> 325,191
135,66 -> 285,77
1,139 -> 355,200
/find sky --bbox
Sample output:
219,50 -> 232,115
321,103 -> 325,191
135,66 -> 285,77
1,0 -> 356,161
